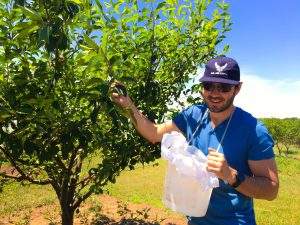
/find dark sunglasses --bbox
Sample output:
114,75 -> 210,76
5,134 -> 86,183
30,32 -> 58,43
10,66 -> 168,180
202,82 -> 235,93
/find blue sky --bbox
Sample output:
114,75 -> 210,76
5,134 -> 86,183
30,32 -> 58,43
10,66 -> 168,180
217,0 -> 300,118
224,0 -> 300,80
96,0 -> 299,118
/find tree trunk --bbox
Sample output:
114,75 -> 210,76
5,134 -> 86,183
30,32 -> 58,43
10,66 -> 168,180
61,203 -> 75,225
284,144 -> 290,155
276,143 -> 282,155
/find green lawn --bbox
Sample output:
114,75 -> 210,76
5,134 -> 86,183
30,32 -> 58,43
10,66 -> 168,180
107,156 -> 300,225
255,156 -> 300,225
105,161 -> 166,208
1,151 -> 300,224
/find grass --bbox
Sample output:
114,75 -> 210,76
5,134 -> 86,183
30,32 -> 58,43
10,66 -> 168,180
1,149 -> 300,224
0,181 -> 56,215
107,154 -> 300,225
254,155 -> 300,225
105,161 -> 166,209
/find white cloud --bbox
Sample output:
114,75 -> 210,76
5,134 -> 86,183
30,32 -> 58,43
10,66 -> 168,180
235,74 -> 300,118
176,69 -> 300,119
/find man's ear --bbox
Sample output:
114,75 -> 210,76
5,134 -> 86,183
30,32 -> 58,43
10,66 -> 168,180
233,82 -> 242,95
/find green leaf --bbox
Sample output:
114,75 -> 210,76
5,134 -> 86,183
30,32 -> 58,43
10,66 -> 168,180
156,2 -> 166,10
217,2 -> 229,10
0,110 -> 11,121
38,26 -> 50,44
83,34 -> 99,51
94,0 -> 103,11
67,0 -> 84,5
19,6 -> 43,22
109,54 -> 121,65
13,24 -> 39,40
222,44 -> 230,54
101,33 -> 108,54
79,45 -> 93,51
113,2 -> 123,13
178,5 -> 189,16
12,22 -> 34,31
166,0 -> 178,6
86,77 -> 104,88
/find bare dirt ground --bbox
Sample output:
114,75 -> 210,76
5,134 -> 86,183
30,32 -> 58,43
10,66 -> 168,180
0,165 -> 20,177
0,165 -> 187,225
1,194 -> 187,225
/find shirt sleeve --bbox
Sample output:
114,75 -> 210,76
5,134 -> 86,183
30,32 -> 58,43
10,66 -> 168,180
172,107 -> 192,136
172,105 -> 206,140
248,121 -> 275,160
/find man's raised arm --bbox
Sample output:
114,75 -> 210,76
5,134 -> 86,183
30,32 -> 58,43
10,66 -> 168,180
110,84 -> 180,144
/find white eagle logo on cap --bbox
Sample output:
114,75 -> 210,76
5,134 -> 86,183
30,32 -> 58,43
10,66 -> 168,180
215,62 -> 228,73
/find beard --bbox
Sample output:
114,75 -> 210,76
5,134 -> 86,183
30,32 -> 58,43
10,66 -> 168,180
202,94 -> 235,113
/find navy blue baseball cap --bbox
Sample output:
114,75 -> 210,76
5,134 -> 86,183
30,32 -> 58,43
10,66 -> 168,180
199,56 -> 240,85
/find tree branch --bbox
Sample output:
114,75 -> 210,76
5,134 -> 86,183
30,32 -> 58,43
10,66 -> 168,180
68,151 -> 84,203
76,174 -> 94,191
0,145 -> 51,185
73,188 -> 94,210
0,171 -> 51,185
67,146 -> 81,173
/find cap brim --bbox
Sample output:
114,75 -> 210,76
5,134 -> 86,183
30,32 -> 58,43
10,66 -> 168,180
199,76 -> 240,85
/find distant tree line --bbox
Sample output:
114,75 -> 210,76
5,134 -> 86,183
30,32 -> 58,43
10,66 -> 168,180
261,118 -> 300,155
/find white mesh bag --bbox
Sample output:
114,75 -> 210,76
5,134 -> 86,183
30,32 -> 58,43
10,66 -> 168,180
161,131 -> 219,217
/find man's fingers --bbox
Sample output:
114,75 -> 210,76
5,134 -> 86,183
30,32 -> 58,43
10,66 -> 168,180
207,154 -> 225,162
111,92 -> 120,98
207,150 -> 224,161
207,166 -> 221,173
114,84 -> 127,96
207,160 -> 223,167
110,81 -> 127,97
208,148 -> 220,155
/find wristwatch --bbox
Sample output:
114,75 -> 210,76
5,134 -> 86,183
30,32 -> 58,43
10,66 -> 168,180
231,171 -> 246,188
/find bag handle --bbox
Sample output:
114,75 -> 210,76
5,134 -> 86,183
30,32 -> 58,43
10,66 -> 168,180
188,107 -> 235,152
187,108 -> 208,145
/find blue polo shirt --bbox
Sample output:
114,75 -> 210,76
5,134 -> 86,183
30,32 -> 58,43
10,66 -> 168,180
172,104 -> 274,225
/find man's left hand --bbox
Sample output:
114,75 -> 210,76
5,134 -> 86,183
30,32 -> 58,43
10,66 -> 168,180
207,148 -> 236,184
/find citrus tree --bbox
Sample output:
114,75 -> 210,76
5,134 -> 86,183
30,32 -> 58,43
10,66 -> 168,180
0,0 -> 231,224
262,118 -> 300,155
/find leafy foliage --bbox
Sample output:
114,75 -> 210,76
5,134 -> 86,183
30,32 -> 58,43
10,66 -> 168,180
261,118 -> 300,155
0,0 -> 231,224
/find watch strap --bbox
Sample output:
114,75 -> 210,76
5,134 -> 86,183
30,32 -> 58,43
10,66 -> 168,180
231,171 -> 246,188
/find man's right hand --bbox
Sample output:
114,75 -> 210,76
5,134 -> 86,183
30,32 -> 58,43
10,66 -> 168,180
110,82 -> 132,109
109,81 -> 181,144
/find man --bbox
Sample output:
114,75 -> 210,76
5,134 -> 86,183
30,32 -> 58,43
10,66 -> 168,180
111,56 -> 279,225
